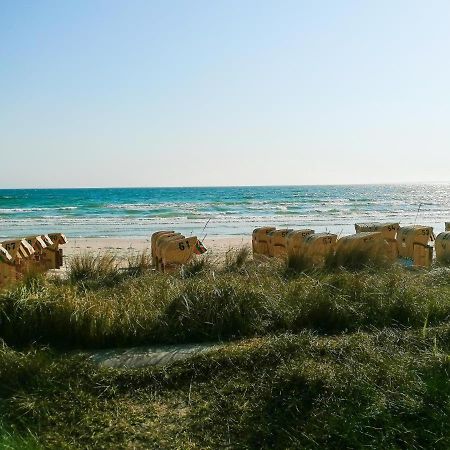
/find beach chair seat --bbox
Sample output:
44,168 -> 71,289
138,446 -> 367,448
0,245 -> 13,264
335,232 -> 393,265
159,236 -> 199,273
1,239 -> 36,273
25,235 -> 48,253
354,222 -> 399,240
267,229 -> 294,258
0,245 -> 19,289
412,244 -> 433,268
24,235 -> 50,268
355,222 -> 399,259
41,235 -> 54,247
302,233 -> 337,268
1,239 -> 35,261
435,232 -> 450,264
336,232 -> 384,253
151,231 -> 175,262
151,231 -> 178,266
48,233 -> 68,246
252,227 -> 276,257
153,232 -> 184,269
41,233 -> 68,269
286,229 -> 315,256
396,226 -> 434,264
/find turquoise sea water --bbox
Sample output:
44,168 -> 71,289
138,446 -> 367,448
0,185 -> 449,239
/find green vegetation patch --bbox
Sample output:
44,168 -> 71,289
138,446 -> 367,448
0,254 -> 449,448
0,261 -> 449,349
1,327 -> 449,449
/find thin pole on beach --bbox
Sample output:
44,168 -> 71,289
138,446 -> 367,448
414,203 -> 422,225
201,218 -> 211,241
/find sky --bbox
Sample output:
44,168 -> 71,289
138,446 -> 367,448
1,0 -> 449,188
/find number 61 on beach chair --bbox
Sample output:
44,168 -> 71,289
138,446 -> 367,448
151,231 -> 207,273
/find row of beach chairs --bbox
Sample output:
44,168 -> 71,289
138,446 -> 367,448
253,222 -> 450,268
151,231 -> 206,272
1,222 -> 448,287
0,234 -> 67,288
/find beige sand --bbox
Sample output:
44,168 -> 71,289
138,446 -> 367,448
64,236 -> 251,261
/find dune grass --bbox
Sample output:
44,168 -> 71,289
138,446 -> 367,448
0,250 -> 449,448
0,326 -> 449,449
326,242 -> 392,271
68,252 -> 122,288
0,253 -> 449,348
0,426 -> 40,450
126,250 -> 153,277
224,246 -> 252,272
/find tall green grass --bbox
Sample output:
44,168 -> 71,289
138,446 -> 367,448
126,250 -> 152,277
224,246 -> 251,272
1,327 -> 449,449
68,253 -> 122,288
0,425 -> 41,450
0,249 -> 449,449
0,253 -> 449,348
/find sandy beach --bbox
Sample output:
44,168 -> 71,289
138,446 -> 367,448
64,235 -> 251,261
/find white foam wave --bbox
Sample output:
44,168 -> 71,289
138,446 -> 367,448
0,206 -> 77,213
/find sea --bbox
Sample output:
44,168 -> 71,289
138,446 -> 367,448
0,184 -> 449,239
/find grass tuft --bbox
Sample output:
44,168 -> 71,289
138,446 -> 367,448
285,251 -> 313,275
126,250 -> 152,276
180,256 -> 211,278
68,252 -> 122,288
224,246 -> 251,272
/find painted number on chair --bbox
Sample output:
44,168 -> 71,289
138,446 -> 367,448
179,241 -> 190,251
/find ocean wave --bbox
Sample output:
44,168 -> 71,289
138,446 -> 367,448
1,184 -> 449,238
0,206 -> 78,213
2,210 -> 447,226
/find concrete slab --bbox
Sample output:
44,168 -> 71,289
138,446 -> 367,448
88,343 -> 217,369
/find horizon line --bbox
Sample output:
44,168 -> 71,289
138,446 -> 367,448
0,181 -> 449,190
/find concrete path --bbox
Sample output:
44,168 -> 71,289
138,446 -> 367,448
88,343 -> 218,369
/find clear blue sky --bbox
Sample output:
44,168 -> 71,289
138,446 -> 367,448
1,0 -> 449,188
